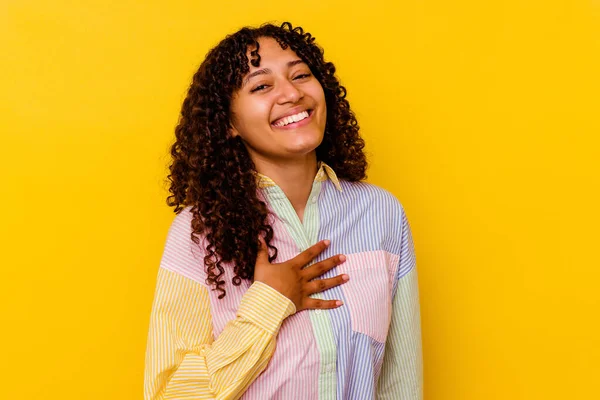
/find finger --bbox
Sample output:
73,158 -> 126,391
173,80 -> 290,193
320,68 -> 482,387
303,254 -> 346,281
256,236 -> 269,263
303,298 -> 344,310
306,274 -> 349,295
292,240 -> 330,269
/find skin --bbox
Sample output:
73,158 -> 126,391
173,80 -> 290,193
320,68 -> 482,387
229,36 -> 348,310
254,236 -> 349,311
229,36 -> 327,222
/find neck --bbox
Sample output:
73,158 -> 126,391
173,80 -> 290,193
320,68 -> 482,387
252,152 -> 319,221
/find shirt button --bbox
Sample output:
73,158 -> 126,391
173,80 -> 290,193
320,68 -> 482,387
311,196 -> 318,203
315,309 -> 321,315
326,364 -> 335,373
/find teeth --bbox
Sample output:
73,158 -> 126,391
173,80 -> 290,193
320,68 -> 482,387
274,111 -> 309,127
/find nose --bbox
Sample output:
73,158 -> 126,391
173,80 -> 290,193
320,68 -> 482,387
276,78 -> 303,104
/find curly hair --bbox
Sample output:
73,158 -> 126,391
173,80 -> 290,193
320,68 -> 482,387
166,21 -> 368,299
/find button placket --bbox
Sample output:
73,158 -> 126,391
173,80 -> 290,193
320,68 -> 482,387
262,179 -> 337,399
304,182 -> 337,399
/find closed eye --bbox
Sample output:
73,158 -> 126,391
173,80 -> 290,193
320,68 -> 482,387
250,84 -> 269,93
250,73 -> 312,93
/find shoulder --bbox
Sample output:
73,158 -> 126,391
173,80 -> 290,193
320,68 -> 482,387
165,205 -> 207,251
338,179 -> 406,217
338,180 -> 411,251
163,206 -> 200,250
168,205 -> 195,230
160,206 -> 208,282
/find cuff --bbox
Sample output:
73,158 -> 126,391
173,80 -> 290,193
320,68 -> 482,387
237,281 -> 297,335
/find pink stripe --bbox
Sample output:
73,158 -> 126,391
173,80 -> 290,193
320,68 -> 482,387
158,207 -> 208,284
336,250 -> 400,343
243,198 -> 319,399
161,205 -> 320,398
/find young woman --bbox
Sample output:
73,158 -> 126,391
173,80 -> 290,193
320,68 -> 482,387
144,22 -> 423,399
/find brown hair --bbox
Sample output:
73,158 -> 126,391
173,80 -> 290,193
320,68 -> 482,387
166,21 -> 367,298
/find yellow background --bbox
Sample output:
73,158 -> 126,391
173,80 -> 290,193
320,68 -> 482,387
1,1 -> 598,398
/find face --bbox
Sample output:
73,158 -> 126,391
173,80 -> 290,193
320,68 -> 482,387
229,36 -> 327,163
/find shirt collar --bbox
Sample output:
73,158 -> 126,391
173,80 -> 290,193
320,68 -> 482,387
254,161 -> 343,192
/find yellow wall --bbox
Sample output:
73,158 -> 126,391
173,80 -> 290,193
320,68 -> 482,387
1,1 -> 598,398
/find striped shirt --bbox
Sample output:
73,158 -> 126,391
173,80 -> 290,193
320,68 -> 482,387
144,161 -> 423,399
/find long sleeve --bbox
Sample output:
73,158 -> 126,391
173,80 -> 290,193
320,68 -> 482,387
144,210 -> 296,400
377,207 -> 424,400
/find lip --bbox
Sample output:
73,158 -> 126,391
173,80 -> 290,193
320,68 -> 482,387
271,109 -> 314,130
271,106 -> 312,125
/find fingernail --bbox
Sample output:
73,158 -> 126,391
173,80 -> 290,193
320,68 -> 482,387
339,254 -> 346,262
336,300 -> 343,306
342,274 -> 349,281
324,239 -> 331,246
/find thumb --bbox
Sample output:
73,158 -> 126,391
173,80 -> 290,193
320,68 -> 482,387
256,235 -> 269,263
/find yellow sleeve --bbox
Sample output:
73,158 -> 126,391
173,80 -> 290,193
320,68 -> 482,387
144,268 -> 296,400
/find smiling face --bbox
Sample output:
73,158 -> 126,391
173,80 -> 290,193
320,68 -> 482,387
229,36 -> 327,164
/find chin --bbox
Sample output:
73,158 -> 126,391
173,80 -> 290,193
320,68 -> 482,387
283,135 -> 323,155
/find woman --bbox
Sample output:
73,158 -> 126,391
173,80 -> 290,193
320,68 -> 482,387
144,21 -> 423,399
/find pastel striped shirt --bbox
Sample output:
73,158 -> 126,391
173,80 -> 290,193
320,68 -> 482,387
144,161 -> 423,399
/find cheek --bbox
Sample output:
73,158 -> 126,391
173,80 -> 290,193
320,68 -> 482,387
307,83 -> 326,116
233,98 -> 271,132
310,82 -> 326,102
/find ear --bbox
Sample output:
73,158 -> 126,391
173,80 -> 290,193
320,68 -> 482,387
229,124 -> 240,138
228,111 -> 241,138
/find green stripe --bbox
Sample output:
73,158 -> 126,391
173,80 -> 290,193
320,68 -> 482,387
263,181 -> 337,400
376,267 -> 423,399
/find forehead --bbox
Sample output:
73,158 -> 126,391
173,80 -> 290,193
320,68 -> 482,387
245,36 -> 301,67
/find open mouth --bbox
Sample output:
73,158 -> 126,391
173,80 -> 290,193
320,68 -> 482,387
271,109 -> 314,128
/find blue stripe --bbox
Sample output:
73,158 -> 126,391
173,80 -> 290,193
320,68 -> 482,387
315,179 -> 412,398
393,208 -> 417,297
345,332 -> 386,399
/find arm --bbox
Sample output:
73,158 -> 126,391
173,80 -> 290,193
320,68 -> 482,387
377,207 -> 423,400
144,211 -> 296,400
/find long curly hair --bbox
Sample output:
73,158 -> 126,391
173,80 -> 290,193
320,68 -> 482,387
166,21 -> 368,299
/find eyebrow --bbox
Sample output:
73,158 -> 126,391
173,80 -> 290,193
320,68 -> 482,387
242,59 -> 306,88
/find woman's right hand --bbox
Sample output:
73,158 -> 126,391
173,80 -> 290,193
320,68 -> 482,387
253,236 -> 349,312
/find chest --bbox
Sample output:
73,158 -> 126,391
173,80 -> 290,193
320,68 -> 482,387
206,186 -> 402,397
